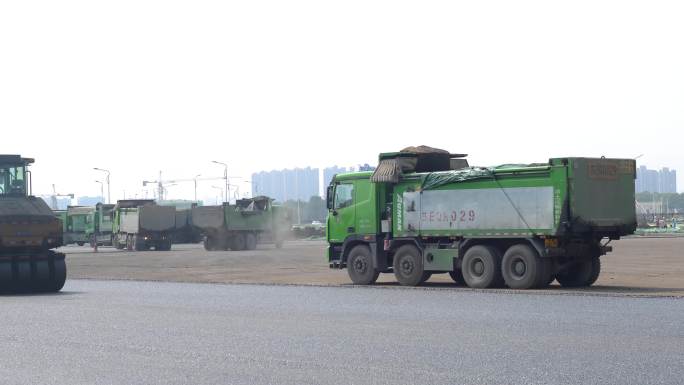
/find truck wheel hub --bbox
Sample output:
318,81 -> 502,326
472,260 -> 485,276
400,259 -> 414,274
353,258 -> 367,273
513,259 -> 526,276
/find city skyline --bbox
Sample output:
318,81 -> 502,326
636,165 -> 678,194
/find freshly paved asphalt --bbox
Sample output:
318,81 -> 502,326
1,280 -> 682,385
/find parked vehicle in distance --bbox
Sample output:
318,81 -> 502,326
326,146 -> 637,289
62,203 -> 115,246
112,200 -> 175,251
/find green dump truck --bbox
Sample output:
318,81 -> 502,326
112,200 -> 175,251
63,203 -> 115,246
326,147 -> 636,289
191,196 -> 291,251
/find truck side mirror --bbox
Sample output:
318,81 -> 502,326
326,185 -> 334,210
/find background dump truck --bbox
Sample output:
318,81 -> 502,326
192,196 -> 290,251
63,204 -> 115,246
112,200 -> 175,251
326,146 -> 637,289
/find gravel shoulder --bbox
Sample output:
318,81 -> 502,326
63,237 -> 684,297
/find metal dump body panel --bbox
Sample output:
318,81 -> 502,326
568,158 -> 636,228
190,206 -> 225,229
119,209 -> 140,233
403,187 -> 554,232
175,209 -> 190,229
225,207 -> 272,231
139,205 -> 176,232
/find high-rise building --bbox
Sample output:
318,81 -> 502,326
636,166 -> 677,193
323,166 -> 347,190
251,167 -> 320,203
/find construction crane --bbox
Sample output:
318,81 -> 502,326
142,172 -> 240,201
50,184 -> 74,210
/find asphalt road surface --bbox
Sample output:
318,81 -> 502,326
1,279 -> 682,385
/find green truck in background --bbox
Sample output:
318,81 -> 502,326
62,203 -> 115,246
112,200 -> 175,251
191,196 -> 291,251
326,147 -> 636,289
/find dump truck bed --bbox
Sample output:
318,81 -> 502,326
120,205 -> 176,233
393,157 -> 636,238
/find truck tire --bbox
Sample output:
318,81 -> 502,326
502,244 -> 548,289
231,233 -> 246,251
158,239 -> 172,251
556,258 -> 600,287
393,244 -> 425,286
461,245 -> 503,289
448,269 -> 465,286
203,236 -> 216,251
245,233 -> 257,250
346,245 -> 379,285
133,236 -> 145,251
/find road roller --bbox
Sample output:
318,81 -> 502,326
0,155 -> 66,293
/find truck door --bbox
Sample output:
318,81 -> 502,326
327,182 -> 355,243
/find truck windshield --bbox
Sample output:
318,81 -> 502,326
0,165 -> 27,196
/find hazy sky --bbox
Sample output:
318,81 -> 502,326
1,0 -> 683,203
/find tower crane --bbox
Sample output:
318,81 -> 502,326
142,172 -> 240,201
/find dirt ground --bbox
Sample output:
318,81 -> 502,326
64,237 -> 684,297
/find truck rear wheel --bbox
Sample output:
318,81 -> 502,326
461,245 -> 504,289
203,236 -> 216,251
231,233 -> 246,251
556,258 -> 600,287
245,233 -> 257,250
347,245 -> 379,285
132,236 -> 145,251
393,244 -> 425,286
448,269 -> 465,286
501,244 -> 550,289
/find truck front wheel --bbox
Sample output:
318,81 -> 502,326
393,244 -> 425,286
347,245 -> 379,285
462,245 -> 504,289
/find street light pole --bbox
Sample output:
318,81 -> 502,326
194,174 -> 201,202
212,161 -> 228,204
93,168 -> 111,204
95,180 -> 104,203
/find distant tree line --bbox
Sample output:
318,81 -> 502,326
635,192 -> 684,212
